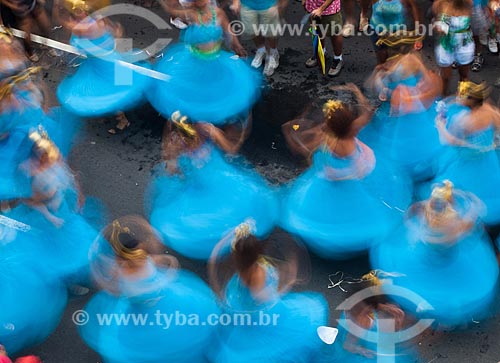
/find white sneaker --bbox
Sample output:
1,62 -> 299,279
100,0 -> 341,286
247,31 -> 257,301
488,36 -> 498,53
263,50 -> 279,76
251,48 -> 266,68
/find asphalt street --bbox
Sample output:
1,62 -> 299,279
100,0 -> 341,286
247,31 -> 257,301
12,0 -> 500,361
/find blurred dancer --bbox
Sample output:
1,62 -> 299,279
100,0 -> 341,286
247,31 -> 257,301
371,180 -> 499,327
3,129 -> 100,285
314,271 -> 417,362
0,32 -> 79,201
80,216 -> 219,363
208,221 -> 328,362
149,0 -> 261,124
146,112 -> 278,260
360,52 -> 443,182
280,84 -> 411,259
433,0 -> 474,95
0,220 -> 67,355
425,81 -> 500,225
56,0 -> 152,134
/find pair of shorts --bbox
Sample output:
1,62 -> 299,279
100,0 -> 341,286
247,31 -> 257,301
240,5 -> 281,38
311,12 -> 343,38
435,33 -> 475,67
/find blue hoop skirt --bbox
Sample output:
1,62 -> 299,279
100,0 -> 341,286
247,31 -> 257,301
0,223 -> 67,354
57,33 -> 151,117
370,222 -> 499,326
280,144 -> 412,259
146,143 -> 278,260
147,43 -> 261,125
80,266 -> 220,363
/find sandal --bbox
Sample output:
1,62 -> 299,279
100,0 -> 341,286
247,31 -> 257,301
108,113 -> 131,134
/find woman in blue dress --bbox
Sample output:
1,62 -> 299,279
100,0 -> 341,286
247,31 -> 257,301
149,0 -> 260,125
0,30 -> 80,155
208,221 -> 328,363
359,53 -> 443,182
371,180 -> 499,327
425,81 -> 500,225
146,112 -> 278,260
80,216 -> 220,363
0,34 -> 79,201
2,129 -> 100,285
314,272 -> 417,363
280,84 -> 412,259
56,0 -> 151,133
0,218 -> 67,355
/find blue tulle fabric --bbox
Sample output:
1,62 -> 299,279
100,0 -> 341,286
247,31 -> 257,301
146,143 -> 279,260
313,312 -> 415,363
3,162 -> 99,282
359,77 -> 442,182
0,129 -> 32,199
0,222 -> 67,354
80,261 -> 220,363
210,262 -> 327,363
57,31 -> 151,117
370,219 -> 499,326
0,106 -> 80,200
421,103 -> 500,225
147,21 -> 261,124
279,143 -> 411,259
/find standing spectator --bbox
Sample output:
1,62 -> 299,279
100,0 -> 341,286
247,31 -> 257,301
231,0 -> 288,76
433,0 -> 475,95
369,0 -> 421,64
489,0 -> 500,53
470,0 -> 490,70
303,0 -> 344,76
341,0 -> 371,37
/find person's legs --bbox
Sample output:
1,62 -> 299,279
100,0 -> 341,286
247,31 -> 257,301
262,7 -> 281,75
326,13 -> 344,76
359,0 -> 371,31
440,66 -> 452,96
458,64 -> 469,82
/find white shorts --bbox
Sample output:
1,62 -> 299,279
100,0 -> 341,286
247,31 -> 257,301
240,5 -> 281,38
435,34 -> 475,67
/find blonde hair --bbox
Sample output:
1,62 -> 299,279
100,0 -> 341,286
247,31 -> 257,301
29,128 -> 61,165
108,220 -> 148,261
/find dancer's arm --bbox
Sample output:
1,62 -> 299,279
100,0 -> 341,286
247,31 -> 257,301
217,7 -> 247,56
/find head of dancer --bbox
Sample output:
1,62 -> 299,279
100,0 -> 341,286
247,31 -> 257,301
457,81 -> 491,109
344,271 -> 406,332
104,218 -> 150,263
424,180 -> 459,230
322,100 -> 359,139
29,129 -> 62,169
163,112 -> 203,159
64,0 -> 92,19
232,233 -> 265,276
